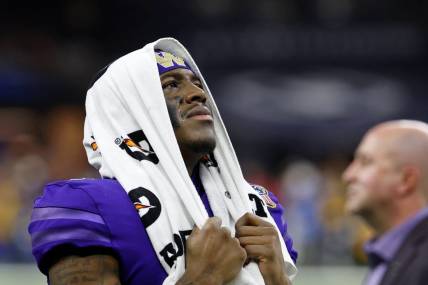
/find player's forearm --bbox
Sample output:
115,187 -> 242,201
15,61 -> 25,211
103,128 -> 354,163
49,254 -> 121,285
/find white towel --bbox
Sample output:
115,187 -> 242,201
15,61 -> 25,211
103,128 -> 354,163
83,37 -> 297,284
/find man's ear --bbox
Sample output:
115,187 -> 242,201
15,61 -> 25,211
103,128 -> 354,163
397,166 -> 420,197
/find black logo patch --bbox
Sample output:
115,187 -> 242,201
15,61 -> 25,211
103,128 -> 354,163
128,187 -> 162,228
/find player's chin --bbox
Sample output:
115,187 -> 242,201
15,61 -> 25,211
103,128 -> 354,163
190,122 -> 215,141
189,134 -> 216,155
197,136 -> 216,153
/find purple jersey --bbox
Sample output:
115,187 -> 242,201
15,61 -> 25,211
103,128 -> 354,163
29,178 -> 297,285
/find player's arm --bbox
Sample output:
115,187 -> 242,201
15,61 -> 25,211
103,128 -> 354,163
265,190 -> 298,264
49,254 -> 121,285
29,181 -> 121,284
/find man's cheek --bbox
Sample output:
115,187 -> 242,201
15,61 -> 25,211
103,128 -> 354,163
165,101 -> 181,129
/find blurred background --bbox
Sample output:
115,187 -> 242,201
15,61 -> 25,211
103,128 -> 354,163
1,0 -> 427,284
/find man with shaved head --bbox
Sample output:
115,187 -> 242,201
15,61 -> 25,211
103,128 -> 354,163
343,120 -> 428,285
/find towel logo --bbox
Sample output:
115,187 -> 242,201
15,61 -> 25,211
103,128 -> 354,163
159,230 -> 192,267
128,187 -> 161,228
89,136 -> 98,151
116,130 -> 159,164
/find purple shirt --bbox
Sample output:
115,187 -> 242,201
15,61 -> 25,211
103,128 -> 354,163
364,207 -> 428,285
28,178 -> 297,285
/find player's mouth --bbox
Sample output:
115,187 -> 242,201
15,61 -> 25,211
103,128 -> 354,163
185,106 -> 213,121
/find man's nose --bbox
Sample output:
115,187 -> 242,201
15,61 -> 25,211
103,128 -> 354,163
184,83 -> 207,104
342,163 -> 355,183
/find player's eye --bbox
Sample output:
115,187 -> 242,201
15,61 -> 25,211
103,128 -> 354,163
162,80 -> 179,90
193,80 -> 203,89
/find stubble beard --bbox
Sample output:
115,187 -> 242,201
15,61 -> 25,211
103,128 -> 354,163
187,136 -> 216,156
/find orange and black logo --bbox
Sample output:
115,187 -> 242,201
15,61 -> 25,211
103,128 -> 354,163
128,187 -> 161,228
116,130 -> 159,164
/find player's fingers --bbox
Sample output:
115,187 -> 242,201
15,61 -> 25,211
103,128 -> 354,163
203,216 -> 222,231
191,223 -> 200,235
236,225 -> 276,238
235,213 -> 271,230
220,226 -> 232,237
233,237 -> 248,264
235,212 -> 252,229
243,244 -> 274,260
238,235 -> 272,246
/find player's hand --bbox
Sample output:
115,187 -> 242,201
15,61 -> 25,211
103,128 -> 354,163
177,217 -> 246,285
235,213 -> 291,285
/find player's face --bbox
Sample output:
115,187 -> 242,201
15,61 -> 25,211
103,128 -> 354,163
342,132 -> 401,218
160,68 -> 216,157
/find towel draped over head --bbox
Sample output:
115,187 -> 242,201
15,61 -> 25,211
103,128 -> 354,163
83,37 -> 297,284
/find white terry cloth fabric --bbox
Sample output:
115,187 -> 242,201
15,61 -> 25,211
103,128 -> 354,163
83,37 -> 297,284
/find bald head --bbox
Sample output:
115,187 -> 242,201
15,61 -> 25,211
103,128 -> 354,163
367,120 -> 428,190
343,120 -> 428,233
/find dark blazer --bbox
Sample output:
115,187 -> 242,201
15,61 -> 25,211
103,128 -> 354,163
380,216 -> 428,285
